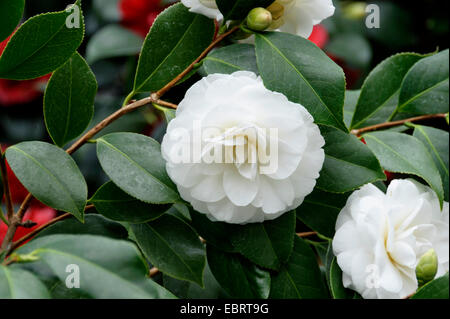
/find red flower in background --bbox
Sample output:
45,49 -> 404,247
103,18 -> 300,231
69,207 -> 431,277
308,25 -> 329,49
119,0 -> 166,37
0,33 -> 50,107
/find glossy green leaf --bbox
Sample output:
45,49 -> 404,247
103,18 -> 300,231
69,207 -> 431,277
90,181 -> 170,223
96,133 -> 180,204
411,273 -> 449,299
269,237 -> 328,299
5,142 -> 87,221
0,0 -> 24,42
364,131 -> 444,206
35,214 -> 128,240
255,32 -> 347,131
154,104 -> 176,123
398,50 -> 449,115
133,3 -> 215,93
229,211 -> 296,270
350,53 -> 424,129
413,125 -> 449,201
19,234 -> 175,299
130,214 -> 206,286
317,125 -> 386,193
207,245 -> 270,299
0,0 -> 85,80
329,257 -> 355,299
86,24 -> 143,64
0,266 -> 50,299
216,0 -> 274,20
296,189 -> 350,239
44,52 -> 97,147
201,44 -> 258,76
326,33 -> 372,69
343,90 -> 360,129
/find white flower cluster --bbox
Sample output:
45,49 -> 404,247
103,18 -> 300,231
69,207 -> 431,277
333,179 -> 449,299
181,0 -> 335,38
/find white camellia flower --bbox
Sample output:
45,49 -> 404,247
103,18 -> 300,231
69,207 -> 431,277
161,71 -> 325,224
333,179 -> 449,299
181,0 -> 223,21
268,0 -> 335,38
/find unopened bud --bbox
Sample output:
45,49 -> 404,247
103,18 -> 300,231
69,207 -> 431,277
247,8 -> 273,31
343,2 -> 367,20
416,249 -> 438,287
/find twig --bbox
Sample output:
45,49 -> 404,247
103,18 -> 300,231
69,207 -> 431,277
149,267 -> 160,277
0,152 -> 15,221
296,231 -> 317,238
351,113 -> 447,136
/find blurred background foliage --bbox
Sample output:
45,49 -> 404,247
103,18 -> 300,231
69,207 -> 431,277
1,0 -> 449,193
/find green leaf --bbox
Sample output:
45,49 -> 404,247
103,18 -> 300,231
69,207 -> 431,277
163,262 -> 227,299
44,52 -> 97,147
90,181 -> 171,223
255,32 -> 347,131
19,235 -> 175,299
133,3 -> 215,93
35,214 -> 128,240
350,53 -> 425,129
326,33 -> 372,69
364,131 -> 444,206
0,0 -> 24,42
0,0 -> 85,80
229,211 -> 296,270
413,125 -> 449,201
130,214 -> 206,286
207,245 -> 271,299
411,273 -> 449,299
269,237 -> 328,299
201,44 -> 258,76
398,50 -> 449,115
92,0 -> 120,22
5,142 -> 87,221
216,0 -> 274,20
296,189 -> 350,239
329,257 -> 355,299
189,209 -> 236,253
343,90 -> 360,129
86,24 -> 144,64
0,265 -> 50,299
317,125 -> 386,193
153,104 -> 176,123
96,132 -> 180,204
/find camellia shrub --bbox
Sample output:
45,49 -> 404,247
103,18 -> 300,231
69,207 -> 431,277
0,0 -> 448,300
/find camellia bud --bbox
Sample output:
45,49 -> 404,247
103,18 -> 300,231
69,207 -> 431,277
246,7 -> 273,31
342,2 -> 367,20
416,249 -> 438,287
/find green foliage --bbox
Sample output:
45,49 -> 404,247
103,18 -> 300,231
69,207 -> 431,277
44,52 -> 97,147
216,0 -> 275,21
0,0 -> 25,42
411,273 -> 449,299
0,0 -> 85,80
0,266 -> 50,299
201,44 -> 259,76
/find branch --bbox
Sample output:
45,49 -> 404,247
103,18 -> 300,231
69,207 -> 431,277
0,152 -> 15,221
350,113 -> 447,136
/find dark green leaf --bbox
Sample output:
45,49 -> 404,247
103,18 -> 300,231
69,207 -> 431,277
364,131 -> 444,206
44,52 -> 97,147
19,234 -> 175,299
130,214 -> 206,286
229,211 -> 296,270
326,33 -> 372,69
90,181 -> 171,223
0,1 -> 85,80
269,237 -> 328,299
36,214 -> 128,240
201,44 -> 258,76
0,265 -> 50,299
133,3 -> 215,93
255,32 -> 347,131
0,0 -> 24,42
207,245 -> 270,299
96,133 -> 180,204
413,125 -> 449,201
296,189 -> 350,239
86,24 -> 143,64
411,273 -> 449,299
398,50 -> 449,115
5,142 -> 87,221
317,125 -> 386,193
216,0 -> 274,20
154,104 -> 176,123
343,90 -> 360,128
350,53 -> 424,129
